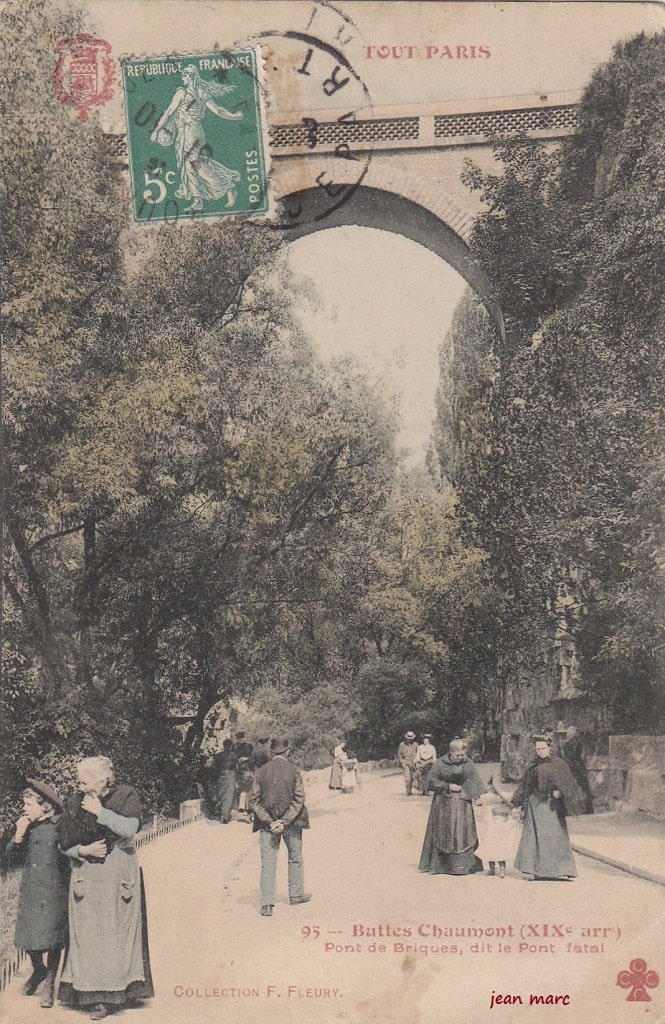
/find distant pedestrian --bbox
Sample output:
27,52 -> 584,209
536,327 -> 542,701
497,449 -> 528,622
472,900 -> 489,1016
196,749 -> 217,819
415,734 -> 437,794
253,737 -> 271,769
4,779 -> 69,1009
342,754 -> 358,793
418,738 -> 486,875
248,737 -> 311,917
233,732 -> 254,816
329,740 -> 347,790
562,726 -> 593,814
397,731 -> 418,795
213,739 -> 237,823
511,734 -> 584,880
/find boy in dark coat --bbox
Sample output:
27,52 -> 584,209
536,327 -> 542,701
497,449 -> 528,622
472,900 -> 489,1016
4,778 -> 69,1008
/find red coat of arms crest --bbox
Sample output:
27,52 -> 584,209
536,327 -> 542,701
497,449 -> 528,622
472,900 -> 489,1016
54,34 -> 116,121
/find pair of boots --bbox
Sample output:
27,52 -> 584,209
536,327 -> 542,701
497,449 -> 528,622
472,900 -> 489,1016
21,948 -> 62,1008
488,861 -> 506,878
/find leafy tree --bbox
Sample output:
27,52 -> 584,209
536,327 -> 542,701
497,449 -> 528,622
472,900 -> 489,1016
439,31 -> 665,733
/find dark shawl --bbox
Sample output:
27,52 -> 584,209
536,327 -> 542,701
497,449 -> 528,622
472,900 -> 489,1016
428,755 -> 487,800
511,755 -> 584,816
57,784 -> 142,852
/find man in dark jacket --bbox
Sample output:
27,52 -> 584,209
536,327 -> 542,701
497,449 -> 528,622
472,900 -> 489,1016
248,737 -> 311,917
562,726 -> 594,814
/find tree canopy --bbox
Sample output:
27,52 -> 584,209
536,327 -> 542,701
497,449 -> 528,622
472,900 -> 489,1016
438,31 -> 665,732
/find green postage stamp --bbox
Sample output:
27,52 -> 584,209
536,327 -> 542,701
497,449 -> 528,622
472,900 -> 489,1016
122,50 -> 270,223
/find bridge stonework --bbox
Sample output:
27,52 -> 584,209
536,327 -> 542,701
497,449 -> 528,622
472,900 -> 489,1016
105,87 -> 580,255
105,90 -> 580,337
269,90 -> 581,243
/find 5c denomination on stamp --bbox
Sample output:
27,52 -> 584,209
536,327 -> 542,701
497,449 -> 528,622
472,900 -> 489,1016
121,49 -> 270,224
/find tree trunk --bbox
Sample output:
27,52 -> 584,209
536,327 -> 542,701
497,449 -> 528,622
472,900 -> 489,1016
7,521 -> 67,692
78,516 -> 97,686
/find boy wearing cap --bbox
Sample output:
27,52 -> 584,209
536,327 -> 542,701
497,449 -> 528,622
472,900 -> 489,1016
4,779 -> 69,1008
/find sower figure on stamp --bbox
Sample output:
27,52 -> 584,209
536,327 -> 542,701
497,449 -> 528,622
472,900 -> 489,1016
150,65 -> 243,213
248,737 -> 311,917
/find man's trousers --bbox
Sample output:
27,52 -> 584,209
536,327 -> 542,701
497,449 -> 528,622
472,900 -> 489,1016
259,827 -> 305,905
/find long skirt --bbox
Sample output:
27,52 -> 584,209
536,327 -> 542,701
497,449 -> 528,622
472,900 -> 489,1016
416,763 -> 434,793
59,844 -> 153,1008
514,793 -> 577,878
174,120 -> 240,202
217,770 -> 237,823
418,794 -> 483,875
329,760 -> 343,789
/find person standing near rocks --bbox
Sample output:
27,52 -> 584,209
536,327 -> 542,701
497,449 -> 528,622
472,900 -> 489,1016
212,738 -> 237,824
248,737 -> 311,917
397,731 -> 419,795
511,734 -> 584,880
233,732 -> 255,817
253,737 -> 271,769
562,726 -> 594,814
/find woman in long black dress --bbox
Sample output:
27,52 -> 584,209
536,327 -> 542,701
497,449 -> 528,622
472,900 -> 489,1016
418,739 -> 486,875
511,734 -> 584,880
213,739 -> 237,823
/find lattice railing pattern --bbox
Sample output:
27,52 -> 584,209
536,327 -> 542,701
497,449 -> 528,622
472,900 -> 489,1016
269,116 -> 419,149
434,104 -> 579,138
104,102 -> 578,162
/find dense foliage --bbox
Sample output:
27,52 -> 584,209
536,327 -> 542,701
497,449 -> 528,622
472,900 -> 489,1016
438,32 -> 665,731
5,1 -> 662,832
2,0 -> 503,826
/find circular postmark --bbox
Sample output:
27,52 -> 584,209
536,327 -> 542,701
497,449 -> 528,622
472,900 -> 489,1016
234,6 -> 374,230
117,3 -> 372,228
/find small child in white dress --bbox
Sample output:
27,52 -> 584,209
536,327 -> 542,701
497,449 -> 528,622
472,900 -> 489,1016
476,792 -> 519,876
342,756 -> 358,793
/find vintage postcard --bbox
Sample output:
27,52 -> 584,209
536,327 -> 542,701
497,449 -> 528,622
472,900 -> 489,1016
2,2 -> 665,1024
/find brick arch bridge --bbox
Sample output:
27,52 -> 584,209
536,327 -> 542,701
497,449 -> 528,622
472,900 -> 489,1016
106,89 -> 581,336
276,177 -> 503,336
269,90 -> 581,339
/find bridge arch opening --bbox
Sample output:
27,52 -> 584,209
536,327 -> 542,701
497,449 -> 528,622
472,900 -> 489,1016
282,220 -> 483,467
278,184 -> 504,340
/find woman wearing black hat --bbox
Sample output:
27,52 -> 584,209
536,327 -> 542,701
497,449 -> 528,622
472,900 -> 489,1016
511,734 -> 584,880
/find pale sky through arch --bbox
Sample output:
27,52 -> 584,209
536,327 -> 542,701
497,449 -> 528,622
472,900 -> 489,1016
284,227 -> 467,467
